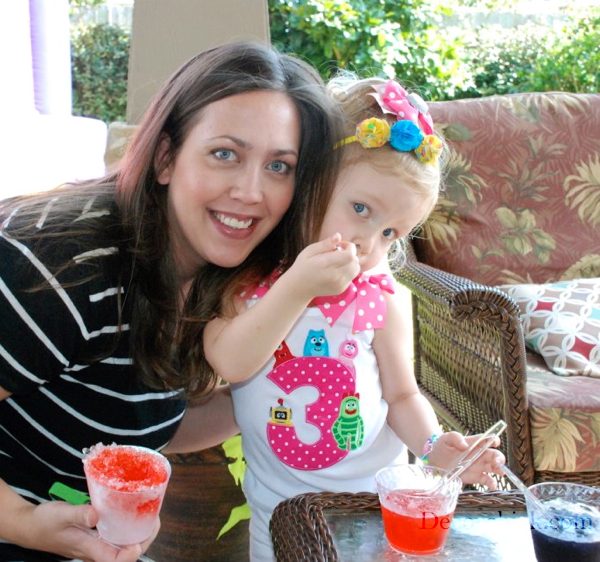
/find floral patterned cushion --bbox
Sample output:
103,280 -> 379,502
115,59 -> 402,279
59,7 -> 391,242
500,279 -> 600,378
418,92 -> 600,287
526,353 -> 600,473
414,92 -> 600,477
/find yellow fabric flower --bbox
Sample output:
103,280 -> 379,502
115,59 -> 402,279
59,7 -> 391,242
355,118 -> 391,148
415,134 -> 443,165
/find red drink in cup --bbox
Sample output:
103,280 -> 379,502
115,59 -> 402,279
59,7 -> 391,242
376,464 -> 461,556
380,492 -> 455,554
83,443 -> 171,545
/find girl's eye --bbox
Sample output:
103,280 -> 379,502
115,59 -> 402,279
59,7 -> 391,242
353,203 -> 368,217
383,228 -> 397,240
213,149 -> 237,161
268,161 -> 291,174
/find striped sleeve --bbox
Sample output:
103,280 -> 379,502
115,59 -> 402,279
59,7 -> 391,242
0,232 -> 120,394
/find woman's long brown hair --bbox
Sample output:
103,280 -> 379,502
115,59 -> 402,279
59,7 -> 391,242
0,42 -> 342,401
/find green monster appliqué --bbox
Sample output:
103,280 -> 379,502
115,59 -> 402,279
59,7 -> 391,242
332,393 -> 364,451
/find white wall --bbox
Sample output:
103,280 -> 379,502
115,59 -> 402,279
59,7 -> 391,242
0,0 -> 107,200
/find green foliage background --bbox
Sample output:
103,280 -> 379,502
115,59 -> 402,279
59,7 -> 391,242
71,23 -> 129,123
69,0 -> 600,124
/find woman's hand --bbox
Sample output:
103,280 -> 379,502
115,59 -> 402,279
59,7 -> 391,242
17,500 -> 158,562
424,431 -> 506,491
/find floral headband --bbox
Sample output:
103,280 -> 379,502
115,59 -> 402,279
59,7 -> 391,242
336,80 -> 443,166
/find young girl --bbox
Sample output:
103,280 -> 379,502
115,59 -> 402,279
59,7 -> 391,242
204,77 -> 505,561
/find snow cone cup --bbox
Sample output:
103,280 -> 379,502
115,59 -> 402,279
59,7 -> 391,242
526,482 -> 600,562
375,464 -> 461,556
83,443 -> 171,546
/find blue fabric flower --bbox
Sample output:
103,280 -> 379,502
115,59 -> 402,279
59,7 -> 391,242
389,120 -> 424,151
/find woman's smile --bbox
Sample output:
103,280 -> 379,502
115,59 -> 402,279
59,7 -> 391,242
211,211 -> 254,231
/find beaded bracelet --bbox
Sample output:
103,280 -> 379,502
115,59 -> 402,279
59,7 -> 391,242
421,433 -> 440,465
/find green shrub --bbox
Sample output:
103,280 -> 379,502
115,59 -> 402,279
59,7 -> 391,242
453,23 -> 550,98
268,0 -> 467,100
71,23 -> 130,123
69,3 -> 598,123
528,11 -> 600,93
453,9 -> 600,98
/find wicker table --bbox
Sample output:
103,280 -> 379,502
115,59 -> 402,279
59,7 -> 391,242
271,490 -> 536,561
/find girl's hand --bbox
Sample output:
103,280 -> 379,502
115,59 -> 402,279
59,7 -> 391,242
287,233 -> 360,300
19,500 -> 157,562
424,431 -> 506,491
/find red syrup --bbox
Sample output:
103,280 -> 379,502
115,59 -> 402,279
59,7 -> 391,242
85,445 -> 169,498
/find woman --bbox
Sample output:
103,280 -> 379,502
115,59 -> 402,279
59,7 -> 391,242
0,41 -> 341,561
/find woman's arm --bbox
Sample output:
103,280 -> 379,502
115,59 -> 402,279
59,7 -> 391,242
204,235 -> 359,383
162,384 -> 239,454
0,387 -> 153,560
0,477 -> 149,561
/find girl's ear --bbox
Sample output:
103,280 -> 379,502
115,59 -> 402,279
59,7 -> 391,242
155,135 -> 172,185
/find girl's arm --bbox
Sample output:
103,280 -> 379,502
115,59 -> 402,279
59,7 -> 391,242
375,287 -> 504,488
374,286 -> 442,455
204,235 -> 360,383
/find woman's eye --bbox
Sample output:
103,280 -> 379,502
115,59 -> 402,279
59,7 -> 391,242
213,149 -> 236,161
353,203 -> 368,217
268,161 -> 291,174
383,228 -> 397,240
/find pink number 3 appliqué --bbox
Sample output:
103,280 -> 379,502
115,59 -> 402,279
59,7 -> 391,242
266,356 -> 356,470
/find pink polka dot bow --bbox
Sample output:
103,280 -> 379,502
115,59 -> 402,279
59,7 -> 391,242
371,80 -> 434,136
312,273 -> 395,332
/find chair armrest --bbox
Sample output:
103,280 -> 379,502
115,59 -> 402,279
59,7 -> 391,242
395,251 -> 535,484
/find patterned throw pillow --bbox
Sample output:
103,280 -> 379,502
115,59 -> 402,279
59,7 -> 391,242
500,279 -> 600,378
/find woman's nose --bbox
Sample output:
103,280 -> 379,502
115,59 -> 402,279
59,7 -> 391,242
230,168 -> 263,204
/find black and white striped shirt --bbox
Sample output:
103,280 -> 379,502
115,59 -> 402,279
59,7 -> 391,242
0,204 -> 186,560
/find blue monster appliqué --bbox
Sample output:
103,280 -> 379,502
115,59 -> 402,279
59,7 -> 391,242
303,329 -> 330,357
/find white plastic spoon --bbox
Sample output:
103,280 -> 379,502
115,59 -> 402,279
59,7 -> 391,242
500,462 -> 553,520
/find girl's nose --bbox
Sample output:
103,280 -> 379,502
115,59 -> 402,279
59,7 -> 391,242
354,235 -> 374,258
230,168 -> 263,204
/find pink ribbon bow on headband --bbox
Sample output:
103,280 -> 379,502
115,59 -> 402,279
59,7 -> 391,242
312,273 -> 395,333
371,80 -> 434,136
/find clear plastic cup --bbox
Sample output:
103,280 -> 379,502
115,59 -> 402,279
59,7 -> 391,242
375,464 -> 462,556
526,482 -> 600,562
83,443 -> 171,546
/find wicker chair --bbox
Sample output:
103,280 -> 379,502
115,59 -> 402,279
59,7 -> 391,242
396,92 -> 600,487
397,244 -> 536,483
